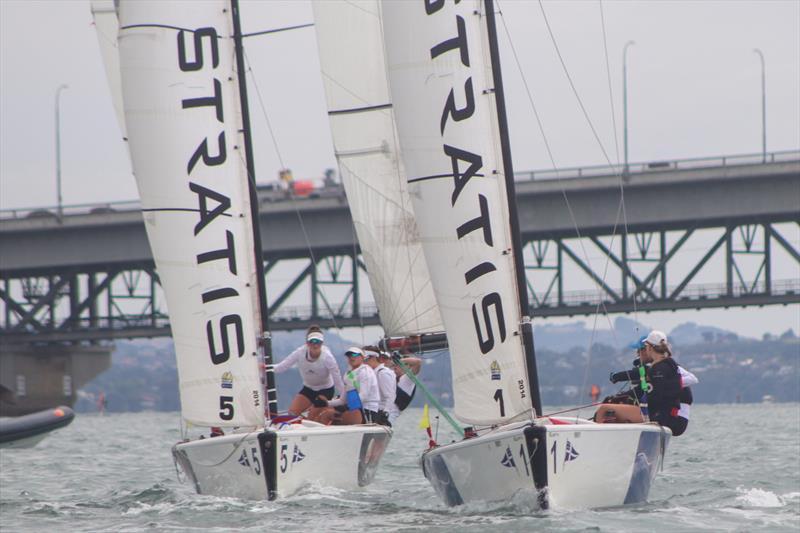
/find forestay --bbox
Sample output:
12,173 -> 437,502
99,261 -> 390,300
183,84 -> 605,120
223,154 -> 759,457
381,1 -> 531,425
118,1 -> 264,427
312,0 -> 442,337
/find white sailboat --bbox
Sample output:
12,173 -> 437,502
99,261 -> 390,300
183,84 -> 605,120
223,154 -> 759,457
372,0 -> 671,509
109,0 -> 391,500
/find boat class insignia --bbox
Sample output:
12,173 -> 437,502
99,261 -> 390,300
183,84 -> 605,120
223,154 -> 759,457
490,361 -> 501,380
292,444 -> 306,464
500,446 -> 516,469
563,440 -> 579,467
221,371 -> 233,389
238,450 -> 250,467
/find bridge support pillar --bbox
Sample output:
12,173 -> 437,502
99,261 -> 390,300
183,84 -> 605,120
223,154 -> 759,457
0,343 -> 111,416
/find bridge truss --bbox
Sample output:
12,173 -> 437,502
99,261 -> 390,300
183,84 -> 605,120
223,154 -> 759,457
2,220 -> 797,344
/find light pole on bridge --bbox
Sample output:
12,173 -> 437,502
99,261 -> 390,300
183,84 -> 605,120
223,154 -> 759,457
55,83 -> 69,220
753,49 -> 766,162
623,40 -> 635,176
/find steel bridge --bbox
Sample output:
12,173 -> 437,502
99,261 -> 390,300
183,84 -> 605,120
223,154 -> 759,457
1,151 -> 798,344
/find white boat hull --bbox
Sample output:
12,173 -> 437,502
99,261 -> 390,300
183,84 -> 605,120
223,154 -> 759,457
173,421 -> 392,500
422,418 -> 670,509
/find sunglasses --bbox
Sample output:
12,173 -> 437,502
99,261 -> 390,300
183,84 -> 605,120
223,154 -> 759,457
307,339 -> 323,345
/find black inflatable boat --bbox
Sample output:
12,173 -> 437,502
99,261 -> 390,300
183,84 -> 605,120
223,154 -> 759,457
0,406 -> 75,449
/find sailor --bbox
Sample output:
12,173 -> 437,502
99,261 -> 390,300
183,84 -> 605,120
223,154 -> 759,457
364,349 -> 397,426
607,332 -> 697,436
385,356 -> 422,426
318,347 -> 379,425
595,331 -> 690,436
272,325 -> 346,418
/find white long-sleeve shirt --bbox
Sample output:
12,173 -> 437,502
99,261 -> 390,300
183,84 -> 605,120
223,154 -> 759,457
330,363 -> 379,412
374,363 -> 397,412
272,345 -> 345,396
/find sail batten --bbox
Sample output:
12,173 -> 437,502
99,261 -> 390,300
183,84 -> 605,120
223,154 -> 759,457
312,0 -> 443,338
118,0 -> 264,427
381,0 -> 533,425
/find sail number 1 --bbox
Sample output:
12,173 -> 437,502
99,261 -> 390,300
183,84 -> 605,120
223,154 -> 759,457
493,389 -> 505,417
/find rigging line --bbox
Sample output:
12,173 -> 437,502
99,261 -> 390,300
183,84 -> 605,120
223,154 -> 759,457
500,2 -> 627,421
535,0 -> 631,326
341,168 -> 366,344
242,22 -> 314,38
242,49 -> 343,333
598,0 -> 638,327
243,49 -> 285,170
534,0 -> 624,324
497,5 -> 617,321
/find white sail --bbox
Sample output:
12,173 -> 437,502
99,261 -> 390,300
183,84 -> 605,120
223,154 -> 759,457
381,1 -> 531,425
311,1 -> 442,337
118,1 -> 264,427
90,0 -> 128,140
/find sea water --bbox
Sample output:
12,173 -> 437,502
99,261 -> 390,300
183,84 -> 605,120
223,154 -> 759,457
1,403 -> 798,532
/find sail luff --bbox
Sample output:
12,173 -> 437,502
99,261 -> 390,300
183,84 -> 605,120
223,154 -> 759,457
230,0 -> 276,419
483,0 -> 542,415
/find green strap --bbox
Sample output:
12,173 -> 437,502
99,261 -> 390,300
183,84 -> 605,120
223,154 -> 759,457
395,359 -> 464,438
346,369 -> 361,390
638,365 -> 652,393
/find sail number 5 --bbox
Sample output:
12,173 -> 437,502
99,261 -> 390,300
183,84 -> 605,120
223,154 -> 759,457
219,396 -> 234,420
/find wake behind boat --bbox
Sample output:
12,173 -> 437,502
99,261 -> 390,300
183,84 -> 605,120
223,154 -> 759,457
0,406 -> 75,449
97,0 -> 392,500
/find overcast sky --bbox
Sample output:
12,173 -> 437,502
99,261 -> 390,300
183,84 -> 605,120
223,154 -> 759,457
1,0 -> 798,338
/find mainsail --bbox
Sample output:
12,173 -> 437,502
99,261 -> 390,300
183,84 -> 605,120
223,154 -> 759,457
312,1 -> 443,337
118,1 -> 265,427
381,1 -> 535,425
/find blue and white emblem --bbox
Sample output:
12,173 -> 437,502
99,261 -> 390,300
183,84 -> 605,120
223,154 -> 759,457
292,444 -> 306,464
500,446 -> 516,468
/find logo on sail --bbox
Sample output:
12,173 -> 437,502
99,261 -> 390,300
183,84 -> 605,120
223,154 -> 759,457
500,446 -> 516,468
490,361 -> 501,380
292,444 -> 306,464
221,371 -> 233,389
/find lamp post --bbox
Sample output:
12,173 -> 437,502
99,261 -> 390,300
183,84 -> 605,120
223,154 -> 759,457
55,84 -> 69,220
753,48 -> 766,162
623,41 -> 635,176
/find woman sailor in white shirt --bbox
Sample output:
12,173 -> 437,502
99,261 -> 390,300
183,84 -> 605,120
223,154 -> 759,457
272,327 -> 345,418
318,346 -> 379,425
386,356 -> 422,426
364,349 -> 396,426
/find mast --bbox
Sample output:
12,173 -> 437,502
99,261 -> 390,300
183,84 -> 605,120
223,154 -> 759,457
483,0 -> 542,416
230,0 -> 278,418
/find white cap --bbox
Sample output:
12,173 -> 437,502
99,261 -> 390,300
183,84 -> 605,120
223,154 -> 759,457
307,331 -> 324,343
344,347 -> 364,357
645,330 -> 667,346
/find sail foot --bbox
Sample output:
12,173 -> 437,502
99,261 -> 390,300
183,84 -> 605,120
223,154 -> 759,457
379,333 -> 449,355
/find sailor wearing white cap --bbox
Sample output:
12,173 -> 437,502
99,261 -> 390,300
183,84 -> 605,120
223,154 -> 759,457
320,347 -> 379,425
364,349 -> 396,426
272,325 -> 346,417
